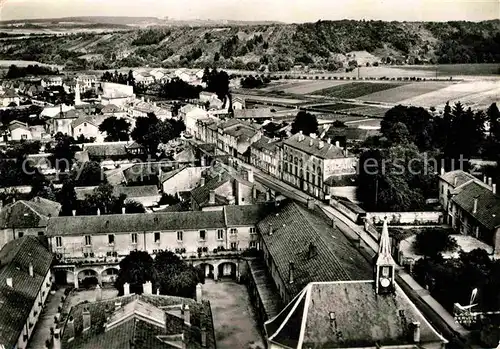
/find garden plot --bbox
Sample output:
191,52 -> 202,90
343,106 -> 389,117
315,82 -> 405,99
399,80 -> 500,107
357,82 -> 453,103
284,80 -> 352,94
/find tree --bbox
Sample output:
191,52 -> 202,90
291,111 -> 319,136
155,251 -> 204,298
124,200 -> 146,213
50,132 -> 75,172
56,181 -> 77,216
99,116 -> 131,141
203,68 -> 230,106
131,113 -> 182,156
413,229 -> 458,258
385,122 -> 410,145
115,251 -> 157,295
487,103 -> 500,139
70,161 -> 104,187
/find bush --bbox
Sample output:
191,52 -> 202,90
413,229 -> 458,257
81,277 -> 98,289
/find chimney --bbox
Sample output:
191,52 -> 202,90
183,304 -> 190,325
326,138 -> 331,144
318,140 -> 325,149
413,321 -> 421,343
72,209 -> 76,216
53,328 -> 62,349
489,177 -> 493,187
29,262 -> 34,277
309,138 -> 314,147
122,207 -> 126,214
344,149 -> 348,157
247,169 -> 254,183
268,223 -> 273,235
453,177 -> 458,186
66,316 -> 75,342
335,141 -> 340,148
143,281 -> 153,294
307,198 -> 315,210
493,184 -> 497,195
6,278 -> 12,287
309,133 -> 317,139
201,326 -> 207,347
141,96 -> 145,102
440,167 -> 445,176
473,196 -> 478,214
288,261 -> 294,284
83,307 -> 91,331
196,283 -> 203,302
97,208 -> 101,216
115,301 -> 122,311
484,175 -> 488,184
209,190 -> 216,205
123,282 -> 130,295
200,177 -> 205,187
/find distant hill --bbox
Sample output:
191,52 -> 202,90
0,19 -> 498,70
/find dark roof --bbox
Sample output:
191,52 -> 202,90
0,236 -> 53,349
234,108 -> 272,119
190,172 -> 232,206
324,174 -> 357,187
451,180 -> 500,230
123,163 -> 171,183
46,211 -> 227,236
225,204 -> 271,226
251,136 -> 279,153
440,170 -> 476,187
1,89 -> 18,99
257,201 -> 372,297
61,294 -> 216,349
83,143 -> 129,158
265,281 -> 447,348
114,185 -> 160,199
284,133 -> 347,159
100,104 -> 121,114
0,197 -> 61,229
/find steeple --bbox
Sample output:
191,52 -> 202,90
75,80 -> 81,106
375,218 -> 396,294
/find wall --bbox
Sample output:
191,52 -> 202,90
0,227 -> 47,250
323,157 -> 357,177
366,211 -> 444,225
162,167 -> 208,195
328,186 -> 357,202
72,123 -> 103,142
329,199 -> 360,223
11,128 -> 32,141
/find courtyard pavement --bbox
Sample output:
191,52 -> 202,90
202,279 -> 265,349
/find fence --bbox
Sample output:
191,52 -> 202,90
366,211 -> 444,225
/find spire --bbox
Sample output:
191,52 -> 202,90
75,79 -> 81,106
378,218 -> 392,259
375,218 -> 396,294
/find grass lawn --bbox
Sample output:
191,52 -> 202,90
316,82 -> 405,99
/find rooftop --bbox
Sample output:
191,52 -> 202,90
265,281 -> 447,348
440,170 -> 476,188
233,108 -> 272,119
284,133 -> 347,160
0,236 -> 53,349
257,200 -> 372,297
0,197 -> 61,229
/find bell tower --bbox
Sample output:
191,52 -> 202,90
75,79 -> 82,106
375,218 -> 396,295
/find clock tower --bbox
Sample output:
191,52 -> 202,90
375,218 -> 396,295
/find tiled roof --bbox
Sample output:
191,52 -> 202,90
190,172 -> 232,206
83,142 -> 130,158
0,236 -> 53,349
224,126 -> 259,141
440,170 -> 476,187
257,201 -> 372,297
71,114 -> 107,128
225,204 -> 272,227
123,163 -> 172,183
265,281 -> 447,348
100,104 -> 121,114
61,294 -> 216,349
234,108 -> 272,119
284,133 -> 346,159
451,180 -> 500,230
1,89 -> 18,99
46,210 -> 226,236
160,166 -> 186,184
0,197 -> 61,229
114,185 -> 160,199
325,126 -> 380,141
251,136 -> 280,153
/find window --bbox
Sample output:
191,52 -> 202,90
154,232 -> 160,243
84,235 -> 92,246
382,266 -> 390,277
217,229 -> 224,240
38,231 -> 44,236
131,233 -> 138,244
250,241 -> 257,248
230,242 -> 237,250
21,134 -> 27,140
55,236 -> 62,247
83,122 -> 87,127
199,230 -> 206,241
18,232 -> 24,238
108,234 -> 115,245
177,231 -> 183,241
250,227 -> 256,234
230,228 -> 238,235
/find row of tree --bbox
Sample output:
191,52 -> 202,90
6,64 -> 60,79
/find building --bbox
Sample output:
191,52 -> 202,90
49,108 -> 88,136
0,197 -> 61,249
46,204 -> 268,286
130,100 -> 172,120
0,236 -> 54,349
438,169 -> 477,215
72,115 -> 108,142
56,292 -> 216,349
232,96 -> 245,110
233,108 -> 273,121
7,121 -> 32,141
160,166 -> 209,195
149,69 -> 166,81
282,132 -> 357,199
41,75 -> 63,87
134,71 -> 155,85
74,185 -> 161,208
0,89 -> 20,107
250,136 -> 282,178
217,119 -> 262,159
100,82 -> 135,107
256,200 -> 372,305
180,105 -> 210,138
448,179 -> 500,255
77,74 -> 98,92
263,219 -> 448,349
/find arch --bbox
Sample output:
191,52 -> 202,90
217,262 -> 237,280
101,267 -> 119,284
198,263 -> 215,279
54,269 -> 72,285
77,269 -> 99,288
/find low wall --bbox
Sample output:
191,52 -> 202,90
367,211 -> 443,225
329,198 -> 364,223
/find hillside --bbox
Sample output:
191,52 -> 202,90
0,19 -> 499,71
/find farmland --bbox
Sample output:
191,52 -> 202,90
357,82 -> 454,103
314,82 -> 406,99
399,63 -> 500,77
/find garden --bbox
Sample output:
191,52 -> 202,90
315,82 -> 405,99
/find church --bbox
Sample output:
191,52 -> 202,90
263,220 -> 448,349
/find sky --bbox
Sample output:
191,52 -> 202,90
0,0 -> 498,23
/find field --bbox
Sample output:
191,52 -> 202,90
358,82 -> 454,103
310,103 -> 361,111
314,82 -> 406,99
399,63 -> 500,77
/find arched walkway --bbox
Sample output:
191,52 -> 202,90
101,267 -> 119,284
77,269 -> 99,288
217,262 -> 237,280
199,263 -> 215,279
53,269 -> 72,285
